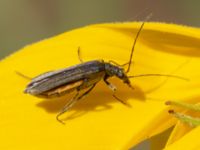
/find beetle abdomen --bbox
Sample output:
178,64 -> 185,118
25,60 -> 105,95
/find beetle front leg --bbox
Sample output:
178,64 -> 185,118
103,77 -> 128,106
103,79 -> 116,92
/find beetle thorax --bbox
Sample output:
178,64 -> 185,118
105,63 -> 122,77
104,63 -> 131,85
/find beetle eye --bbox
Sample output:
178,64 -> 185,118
118,70 -> 123,77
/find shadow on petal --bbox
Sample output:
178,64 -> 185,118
101,25 -> 200,57
36,80 -> 146,120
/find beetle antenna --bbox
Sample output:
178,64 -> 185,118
128,74 -> 189,81
126,14 -> 152,73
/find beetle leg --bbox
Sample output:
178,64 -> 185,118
121,61 -> 134,67
56,84 -> 96,124
103,78 -> 116,92
15,71 -> 32,80
103,78 -> 128,105
76,84 -> 96,102
77,47 -> 83,63
108,60 -> 134,67
108,60 -> 121,67
56,92 -> 79,124
112,94 -> 126,105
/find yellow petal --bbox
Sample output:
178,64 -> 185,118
164,126 -> 200,150
166,121 -> 192,146
0,22 -> 200,149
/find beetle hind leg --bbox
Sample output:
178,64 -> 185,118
56,84 -> 96,124
15,71 -> 32,80
56,92 -> 79,124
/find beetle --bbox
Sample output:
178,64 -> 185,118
23,22 -> 145,124
23,22 -> 187,124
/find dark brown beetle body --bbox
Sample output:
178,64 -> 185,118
25,60 -> 131,98
24,57 -> 135,124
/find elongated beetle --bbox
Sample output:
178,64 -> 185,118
23,22 -> 187,124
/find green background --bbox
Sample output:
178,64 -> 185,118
0,0 -> 199,59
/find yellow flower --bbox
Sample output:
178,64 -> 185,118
163,101 -> 200,150
0,22 -> 200,150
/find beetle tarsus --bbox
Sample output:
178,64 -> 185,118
56,113 -> 65,125
112,94 -> 130,106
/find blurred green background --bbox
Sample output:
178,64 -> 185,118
0,0 -> 199,59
